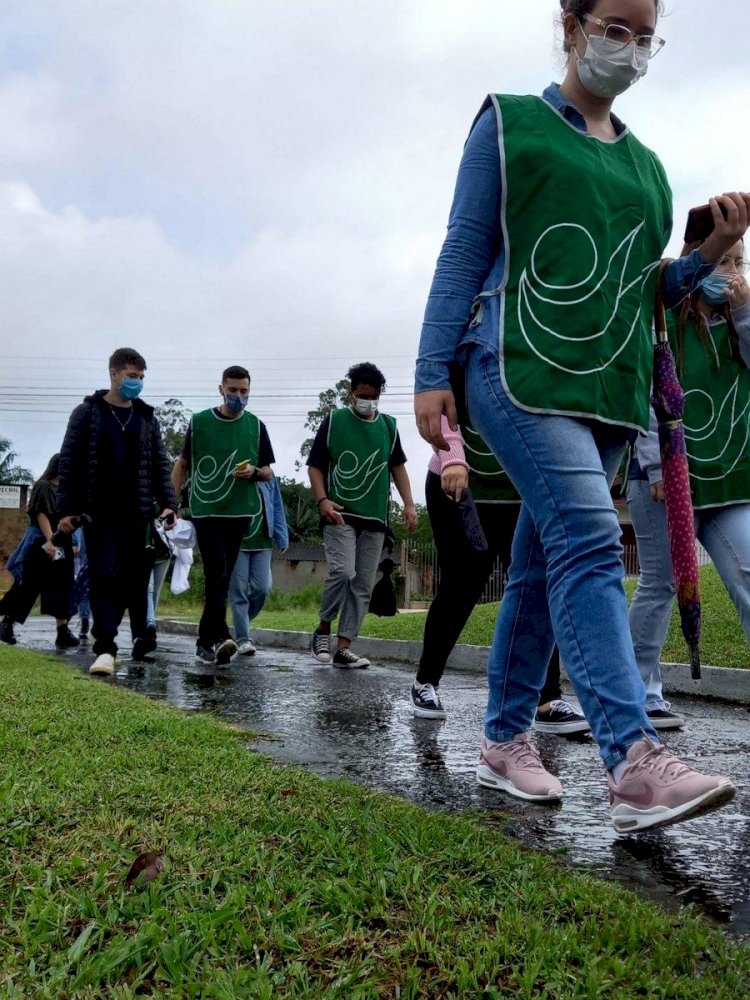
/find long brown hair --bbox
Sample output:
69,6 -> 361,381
673,240 -> 742,377
35,453 -> 60,487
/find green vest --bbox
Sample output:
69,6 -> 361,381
327,408 -> 397,524
487,94 -> 672,431
668,311 -> 750,509
461,421 -> 519,504
189,409 -> 263,530
450,362 -> 519,504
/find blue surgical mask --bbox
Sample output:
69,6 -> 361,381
120,377 -> 143,400
223,392 -> 248,414
700,271 -> 731,305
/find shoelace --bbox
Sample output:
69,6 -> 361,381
314,634 -> 330,650
337,648 -> 359,662
417,684 -> 441,706
501,738 -> 544,771
630,741 -> 691,781
548,700 -> 577,717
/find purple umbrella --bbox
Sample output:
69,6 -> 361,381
651,272 -> 701,679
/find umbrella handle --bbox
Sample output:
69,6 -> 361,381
653,258 -> 672,346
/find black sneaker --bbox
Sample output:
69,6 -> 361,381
534,699 -> 590,735
311,630 -> 331,663
132,631 -> 157,662
214,638 -> 237,667
196,644 -> 216,665
646,706 -> 686,730
55,625 -> 80,649
0,617 -> 17,645
332,647 -> 370,669
411,682 -> 447,719
79,617 -> 90,638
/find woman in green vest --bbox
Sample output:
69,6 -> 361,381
628,238 -> 750,727
414,0 -> 748,831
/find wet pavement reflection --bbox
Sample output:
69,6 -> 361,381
21,620 -> 750,937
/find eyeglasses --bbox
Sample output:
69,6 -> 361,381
717,255 -> 749,274
581,14 -> 666,58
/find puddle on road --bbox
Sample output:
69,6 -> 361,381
23,627 -> 750,938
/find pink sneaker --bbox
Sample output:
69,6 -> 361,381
609,737 -> 736,833
476,734 -> 563,802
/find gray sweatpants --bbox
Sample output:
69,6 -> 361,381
320,524 -> 384,641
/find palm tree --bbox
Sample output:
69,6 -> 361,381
0,436 -> 33,485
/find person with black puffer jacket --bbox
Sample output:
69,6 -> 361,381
56,347 -> 178,676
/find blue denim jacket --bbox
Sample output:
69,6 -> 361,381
415,83 -> 715,393
259,476 -> 290,550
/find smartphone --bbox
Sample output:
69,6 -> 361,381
684,202 -> 729,243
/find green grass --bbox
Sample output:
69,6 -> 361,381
2,647 -> 749,998
159,564 -> 749,669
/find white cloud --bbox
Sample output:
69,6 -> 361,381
1,0 -> 749,494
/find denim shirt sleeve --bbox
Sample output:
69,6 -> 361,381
415,107 -> 502,393
731,301 -> 750,368
662,249 -> 715,310
272,478 -> 290,550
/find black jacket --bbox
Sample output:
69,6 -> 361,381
57,390 -> 178,520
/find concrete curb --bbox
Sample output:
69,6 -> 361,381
158,619 -> 750,705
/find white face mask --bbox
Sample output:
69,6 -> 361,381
575,28 -> 649,100
352,397 -> 378,417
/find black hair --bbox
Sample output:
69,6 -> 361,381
222,365 -> 251,383
109,347 -> 147,371
559,0 -> 664,53
346,362 -> 386,394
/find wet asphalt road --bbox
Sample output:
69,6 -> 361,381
19,618 -> 750,937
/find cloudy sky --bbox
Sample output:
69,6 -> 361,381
1,0 -> 749,497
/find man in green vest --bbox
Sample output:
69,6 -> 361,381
308,362 -> 418,668
172,364 -> 275,665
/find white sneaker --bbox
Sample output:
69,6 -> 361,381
89,653 -> 115,675
237,640 -> 256,656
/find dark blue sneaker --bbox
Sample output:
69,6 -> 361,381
411,682 -> 447,719
534,700 -> 590,735
196,644 -> 215,665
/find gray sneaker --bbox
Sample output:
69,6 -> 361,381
332,648 -> 370,669
311,630 -> 331,663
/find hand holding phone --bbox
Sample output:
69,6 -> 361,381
685,194 -> 750,261
685,202 -> 728,243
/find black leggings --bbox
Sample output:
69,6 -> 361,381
417,472 -> 562,702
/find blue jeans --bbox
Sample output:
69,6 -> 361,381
146,560 -> 171,629
628,479 -> 750,705
466,347 -> 656,770
229,549 -> 273,644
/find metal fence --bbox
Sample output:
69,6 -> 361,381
400,540 -> 713,606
